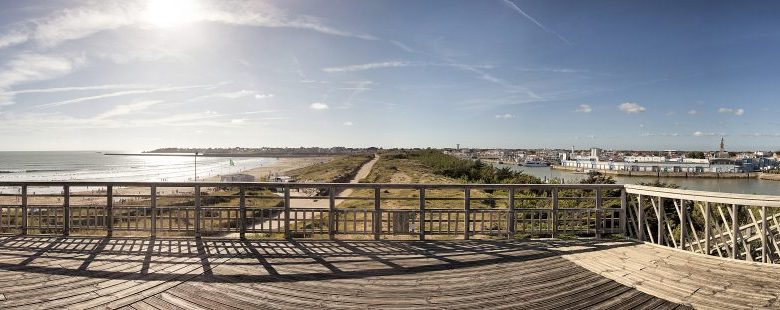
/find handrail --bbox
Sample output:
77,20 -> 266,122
0,181 -> 623,189
624,184 -> 780,264
0,181 -> 625,241
625,184 -> 780,207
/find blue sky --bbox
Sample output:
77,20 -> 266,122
0,0 -> 778,151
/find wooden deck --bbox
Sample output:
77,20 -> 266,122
0,237 -> 773,309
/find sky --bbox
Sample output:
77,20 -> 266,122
0,0 -> 779,151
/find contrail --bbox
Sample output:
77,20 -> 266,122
501,0 -> 571,45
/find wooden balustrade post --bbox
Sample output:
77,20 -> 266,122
464,187 -> 471,240
373,187 -> 381,240
419,187 -> 425,241
150,186 -> 157,238
239,186 -> 246,239
508,187 -> 516,239
619,188 -> 627,238
552,188 -> 559,238
106,185 -> 113,237
657,197 -> 664,245
328,186 -> 335,240
762,206 -> 768,263
637,194 -> 644,241
284,187 -> 291,239
595,188 -> 602,239
731,204 -> 738,260
195,185 -> 201,238
21,185 -> 27,235
704,202 -> 710,255
679,199 -> 687,250
63,185 -> 70,236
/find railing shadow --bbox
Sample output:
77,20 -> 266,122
0,235 -> 640,284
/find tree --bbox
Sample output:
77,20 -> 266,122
579,171 -> 615,184
687,151 -> 705,159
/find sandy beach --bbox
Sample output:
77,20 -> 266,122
0,156 -> 335,205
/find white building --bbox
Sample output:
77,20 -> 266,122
561,156 -> 741,173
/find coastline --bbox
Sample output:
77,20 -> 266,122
758,173 -> 780,181
0,156 -> 333,205
203,156 -> 333,182
551,165 -> 758,179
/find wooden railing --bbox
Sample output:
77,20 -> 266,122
0,182 -> 625,240
624,184 -> 780,264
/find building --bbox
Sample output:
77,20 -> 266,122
560,155 -> 741,173
220,173 -> 256,182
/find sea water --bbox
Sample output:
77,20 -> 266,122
0,151 -> 276,182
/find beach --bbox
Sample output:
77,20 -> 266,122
0,156 -> 334,205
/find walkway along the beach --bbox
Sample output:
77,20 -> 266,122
225,154 -> 379,237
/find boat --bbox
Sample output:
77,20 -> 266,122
521,160 -> 549,167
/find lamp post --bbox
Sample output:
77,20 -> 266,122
194,150 -> 200,181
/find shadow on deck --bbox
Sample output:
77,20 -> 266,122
0,235 -> 766,309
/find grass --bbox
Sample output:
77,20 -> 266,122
287,154 -> 373,183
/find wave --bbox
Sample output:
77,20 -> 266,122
0,169 -> 77,174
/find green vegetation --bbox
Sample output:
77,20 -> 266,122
687,151 -> 706,159
636,180 -> 680,188
579,171 -> 616,184
288,154 -> 373,182
397,149 -> 541,184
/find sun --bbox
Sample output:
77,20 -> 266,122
143,0 -> 199,28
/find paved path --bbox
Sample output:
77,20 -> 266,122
226,154 -> 380,238
0,236 -> 702,309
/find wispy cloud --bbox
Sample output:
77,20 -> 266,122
0,0 -> 375,50
94,100 -> 162,119
618,102 -> 646,113
500,0 -> 571,45
688,109 -> 698,115
575,104 -> 592,113
718,107 -> 744,116
0,53 -> 87,105
323,61 -> 411,73
189,89 -> 273,101
343,121 -> 353,126
36,83 -> 221,109
0,54 -> 85,89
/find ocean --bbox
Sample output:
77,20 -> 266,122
0,151 -> 276,182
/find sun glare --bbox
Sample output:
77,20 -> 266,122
144,0 -> 199,28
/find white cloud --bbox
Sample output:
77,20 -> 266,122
0,0 -> 376,50
0,54 -> 85,89
618,102 -> 646,113
495,113 -> 515,119
94,100 -> 161,119
343,121 -> 353,126
230,119 -> 246,124
692,131 -> 718,137
0,53 -> 86,106
254,93 -> 274,99
718,107 -> 744,116
575,104 -> 592,113
323,61 -> 410,73
310,102 -> 329,110
0,31 -> 29,49
688,110 -> 698,115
